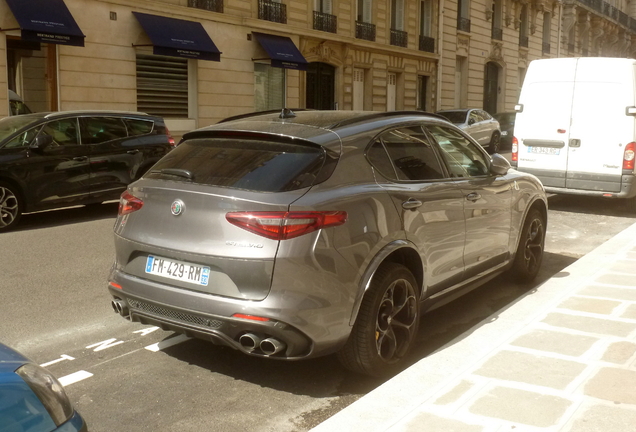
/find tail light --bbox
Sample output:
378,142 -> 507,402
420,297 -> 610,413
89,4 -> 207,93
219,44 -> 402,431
511,137 -> 518,162
624,142 -> 635,170
165,126 -> 176,148
226,211 -> 347,240
119,190 -> 143,215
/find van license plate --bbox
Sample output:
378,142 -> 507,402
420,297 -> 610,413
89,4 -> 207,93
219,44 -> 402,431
145,255 -> 210,286
528,146 -> 560,155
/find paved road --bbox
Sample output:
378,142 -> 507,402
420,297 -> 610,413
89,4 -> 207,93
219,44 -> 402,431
1,195 -> 634,431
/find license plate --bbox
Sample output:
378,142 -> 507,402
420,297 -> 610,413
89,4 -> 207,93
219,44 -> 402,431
145,255 -> 210,286
528,146 -> 560,155
501,131 -> 508,136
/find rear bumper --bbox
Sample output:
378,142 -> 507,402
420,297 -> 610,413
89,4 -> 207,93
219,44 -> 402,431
515,168 -> 636,198
107,269 -> 352,360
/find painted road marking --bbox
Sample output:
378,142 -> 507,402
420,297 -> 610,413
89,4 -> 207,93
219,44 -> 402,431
133,326 -> 160,336
145,334 -> 190,352
86,338 -> 125,352
58,370 -> 93,387
40,354 -> 75,368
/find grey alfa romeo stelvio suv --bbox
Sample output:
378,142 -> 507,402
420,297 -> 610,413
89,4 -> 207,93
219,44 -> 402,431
107,109 -> 547,376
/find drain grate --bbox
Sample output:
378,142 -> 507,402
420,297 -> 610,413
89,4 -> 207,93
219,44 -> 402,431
128,299 -> 222,329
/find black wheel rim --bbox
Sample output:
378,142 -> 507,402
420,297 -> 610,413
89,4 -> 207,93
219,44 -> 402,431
523,218 -> 544,273
375,279 -> 417,363
0,187 -> 18,228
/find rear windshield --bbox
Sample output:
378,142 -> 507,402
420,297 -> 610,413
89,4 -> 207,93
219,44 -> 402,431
145,138 -> 326,192
437,111 -> 467,124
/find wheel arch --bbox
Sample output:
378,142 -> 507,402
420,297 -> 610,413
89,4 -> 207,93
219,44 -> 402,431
349,240 -> 424,326
512,195 -> 548,258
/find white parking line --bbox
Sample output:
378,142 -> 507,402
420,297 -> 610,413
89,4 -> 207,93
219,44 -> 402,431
145,334 -> 190,352
58,370 -> 93,387
41,354 -> 75,368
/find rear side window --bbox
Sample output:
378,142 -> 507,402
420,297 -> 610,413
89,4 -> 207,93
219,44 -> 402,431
146,138 -> 327,192
80,117 -> 128,144
368,126 -> 445,181
124,119 -> 154,136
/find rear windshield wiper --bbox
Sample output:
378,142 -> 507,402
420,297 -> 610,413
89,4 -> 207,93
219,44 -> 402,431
150,168 -> 194,180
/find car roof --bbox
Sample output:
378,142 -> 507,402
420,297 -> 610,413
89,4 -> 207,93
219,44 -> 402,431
13,110 -> 158,120
184,109 -> 452,152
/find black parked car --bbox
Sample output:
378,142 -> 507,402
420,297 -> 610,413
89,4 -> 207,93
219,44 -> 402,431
493,112 -> 516,149
0,111 -> 174,231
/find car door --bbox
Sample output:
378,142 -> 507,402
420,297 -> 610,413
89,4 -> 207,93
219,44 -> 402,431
426,124 -> 513,279
26,118 -> 93,208
368,125 -> 466,295
79,116 -> 140,199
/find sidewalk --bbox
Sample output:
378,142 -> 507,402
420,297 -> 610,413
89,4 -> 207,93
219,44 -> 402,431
312,221 -> 636,432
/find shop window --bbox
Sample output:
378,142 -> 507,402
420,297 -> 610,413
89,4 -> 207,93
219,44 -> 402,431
254,63 -> 285,111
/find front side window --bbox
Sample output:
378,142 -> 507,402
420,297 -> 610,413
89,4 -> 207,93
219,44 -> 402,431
40,119 -> 80,147
254,63 -> 285,111
3,126 -> 41,149
371,126 -> 445,181
80,117 -> 128,144
427,125 -> 489,177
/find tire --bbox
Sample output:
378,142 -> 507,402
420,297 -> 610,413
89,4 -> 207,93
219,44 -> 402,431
0,182 -> 22,232
489,132 -> 501,154
510,208 -> 545,283
338,263 -> 420,377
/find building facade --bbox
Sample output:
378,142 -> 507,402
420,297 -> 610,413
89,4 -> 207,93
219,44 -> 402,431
1,0 -> 636,136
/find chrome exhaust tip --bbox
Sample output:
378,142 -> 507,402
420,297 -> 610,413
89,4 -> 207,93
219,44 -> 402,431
111,299 -> 128,317
260,338 -> 286,356
238,333 -> 262,352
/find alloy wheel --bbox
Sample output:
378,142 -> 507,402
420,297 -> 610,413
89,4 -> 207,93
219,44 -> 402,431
523,217 -> 544,274
0,186 -> 19,229
375,279 -> 418,362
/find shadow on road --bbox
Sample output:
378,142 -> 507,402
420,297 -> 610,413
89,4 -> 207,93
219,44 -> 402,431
14,202 -> 119,231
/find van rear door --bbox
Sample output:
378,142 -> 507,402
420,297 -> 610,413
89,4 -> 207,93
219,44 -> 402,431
515,58 -> 577,188
565,58 -> 633,192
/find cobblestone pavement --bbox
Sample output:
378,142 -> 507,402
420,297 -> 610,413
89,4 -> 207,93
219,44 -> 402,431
312,222 -> 636,432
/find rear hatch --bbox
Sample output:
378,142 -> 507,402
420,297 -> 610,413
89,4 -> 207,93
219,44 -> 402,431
114,134 -> 337,300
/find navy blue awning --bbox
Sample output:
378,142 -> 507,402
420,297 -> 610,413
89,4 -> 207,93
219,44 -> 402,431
4,0 -> 85,47
132,12 -> 221,62
253,32 -> 308,71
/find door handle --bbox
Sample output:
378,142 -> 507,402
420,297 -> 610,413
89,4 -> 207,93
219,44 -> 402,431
73,156 -> 88,161
402,199 -> 423,210
466,192 -> 481,202
127,149 -> 140,154
569,139 -> 581,148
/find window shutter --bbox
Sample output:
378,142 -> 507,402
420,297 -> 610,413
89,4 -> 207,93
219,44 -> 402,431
136,53 -> 188,118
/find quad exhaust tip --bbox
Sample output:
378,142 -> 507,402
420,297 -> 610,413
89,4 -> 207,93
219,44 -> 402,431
239,333 -> 286,355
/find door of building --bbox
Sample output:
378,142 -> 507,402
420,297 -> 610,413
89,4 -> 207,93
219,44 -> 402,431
306,62 -> 335,110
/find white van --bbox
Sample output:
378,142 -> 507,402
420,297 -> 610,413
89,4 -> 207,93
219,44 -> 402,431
512,57 -> 636,211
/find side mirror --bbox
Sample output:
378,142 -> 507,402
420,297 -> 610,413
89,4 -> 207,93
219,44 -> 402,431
490,153 -> 511,176
29,134 -> 53,150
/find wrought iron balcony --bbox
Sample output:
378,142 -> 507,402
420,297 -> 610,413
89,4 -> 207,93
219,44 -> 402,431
356,21 -> 376,41
519,36 -> 529,47
258,0 -> 286,24
491,27 -> 502,40
457,17 -> 471,32
542,42 -> 550,54
188,0 -> 223,12
390,29 -> 408,47
419,35 -> 435,53
313,11 -> 337,33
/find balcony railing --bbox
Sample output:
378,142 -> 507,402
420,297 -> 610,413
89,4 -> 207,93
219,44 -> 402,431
356,21 -> 376,41
519,35 -> 529,47
313,11 -> 337,33
390,29 -> 408,47
419,35 -> 435,53
457,17 -> 471,32
577,0 -> 636,31
491,27 -> 502,40
258,0 -> 286,24
542,42 -> 551,54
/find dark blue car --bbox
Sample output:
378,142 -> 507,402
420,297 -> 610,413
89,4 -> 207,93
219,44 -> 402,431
0,343 -> 87,431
